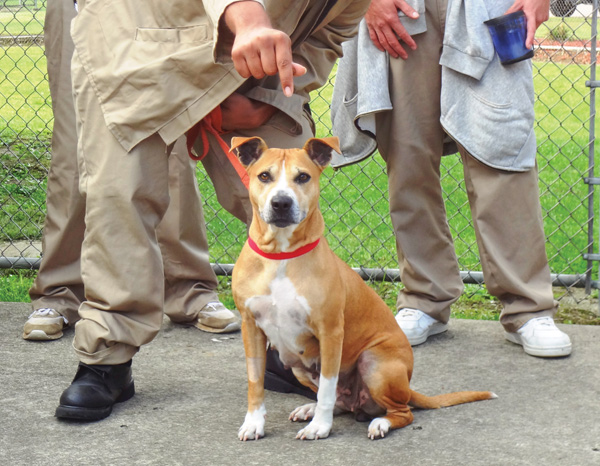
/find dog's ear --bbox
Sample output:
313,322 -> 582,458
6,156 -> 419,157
303,137 -> 341,168
230,136 -> 268,167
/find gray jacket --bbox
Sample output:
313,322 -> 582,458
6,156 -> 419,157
331,0 -> 536,172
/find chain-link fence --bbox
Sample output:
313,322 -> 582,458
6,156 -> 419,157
1,1 -> 599,309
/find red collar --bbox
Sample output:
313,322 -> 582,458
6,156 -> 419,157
247,237 -> 320,260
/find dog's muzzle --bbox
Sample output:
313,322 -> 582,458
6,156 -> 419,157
265,193 -> 299,228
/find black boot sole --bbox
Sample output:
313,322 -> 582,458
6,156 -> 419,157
264,370 -> 317,400
55,382 -> 135,421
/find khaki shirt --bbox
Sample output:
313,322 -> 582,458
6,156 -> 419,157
71,0 -> 369,151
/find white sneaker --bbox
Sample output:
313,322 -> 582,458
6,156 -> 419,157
505,316 -> 572,358
395,308 -> 448,346
23,308 -> 68,341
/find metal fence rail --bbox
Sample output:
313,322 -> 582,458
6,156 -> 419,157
1,1 -> 599,309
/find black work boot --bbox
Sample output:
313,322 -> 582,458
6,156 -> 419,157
264,348 -> 316,400
55,360 -> 135,421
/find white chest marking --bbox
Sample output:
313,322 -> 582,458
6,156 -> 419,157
245,263 -> 311,365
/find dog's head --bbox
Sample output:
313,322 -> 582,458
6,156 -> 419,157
231,136 -> 340,229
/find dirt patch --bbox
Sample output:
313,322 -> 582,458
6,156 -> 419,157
451,287 -> 600,325
534,39 -> 599,64
554,287 -> 600,324
367,280 -> 600,325
556,307 -> 600,325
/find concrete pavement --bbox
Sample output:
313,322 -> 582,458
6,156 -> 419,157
1,301 -> 599,466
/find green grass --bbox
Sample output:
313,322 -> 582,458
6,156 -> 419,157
0,269 -> 36,302
0,140 -> 49,239
0,45 -> 51,137
0,42 -> 51,240
540,16 -> 594,42
0,3 -> 45,37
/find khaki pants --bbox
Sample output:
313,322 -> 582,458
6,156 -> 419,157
375,0 -> 557,332
71,46 -> 314,363
29,0 -> 220,333
29,0 -> 83,324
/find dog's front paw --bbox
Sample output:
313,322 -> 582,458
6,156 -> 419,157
295,419 -> 332,440
367,417 -> 391,440
289,402 -> 317,422
238,406 -> 267,441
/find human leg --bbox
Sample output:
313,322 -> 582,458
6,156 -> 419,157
460,151 -> 571,357
160,139 -> 240,333
71,53 -> 169,365
26,0 -> 83,340
375,0 -> 462,343
56,50 -> 172,420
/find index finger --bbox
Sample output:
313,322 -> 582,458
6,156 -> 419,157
274,40 -> 295,97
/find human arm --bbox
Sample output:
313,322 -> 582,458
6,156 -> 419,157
365,0 -> 419,59
222,1 -> 306,97
504,0 -> 549,48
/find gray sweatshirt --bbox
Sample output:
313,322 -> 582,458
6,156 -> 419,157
331,0 -> 536,172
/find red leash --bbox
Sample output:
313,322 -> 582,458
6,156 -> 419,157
186,106 -> 249,189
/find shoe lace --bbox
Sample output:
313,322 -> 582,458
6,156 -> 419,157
528,316 -> 554,327
397,308 -> 420,318
203,302 -> 224,312
28,308 -> 69,324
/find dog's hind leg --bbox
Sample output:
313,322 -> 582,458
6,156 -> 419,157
362,355 -> 414,440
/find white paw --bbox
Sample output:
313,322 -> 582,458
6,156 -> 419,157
367,417 -> 391,440
238,406 -> 266,441
296,419 -> 332,440
289,403 -> 317,422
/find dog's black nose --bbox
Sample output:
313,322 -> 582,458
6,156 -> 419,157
271,194 -> 293,213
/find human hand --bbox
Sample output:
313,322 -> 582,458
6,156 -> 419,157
365,0 -> 419,59
223,1 -> 306,97
220,93 -> 277,131
505,0 -> 549,48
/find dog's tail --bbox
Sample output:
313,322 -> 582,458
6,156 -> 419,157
409,389 -> 497,409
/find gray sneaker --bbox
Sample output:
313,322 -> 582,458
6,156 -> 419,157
23,308 -> 68,341
193,302 -> 241,334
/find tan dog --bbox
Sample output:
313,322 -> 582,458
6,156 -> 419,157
231,136 -> 495,441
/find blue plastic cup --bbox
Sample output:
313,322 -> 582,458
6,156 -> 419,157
484,11 -> 534,65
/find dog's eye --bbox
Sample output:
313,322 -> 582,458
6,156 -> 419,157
258,172 -> 272,183
295,173 -> 311,184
